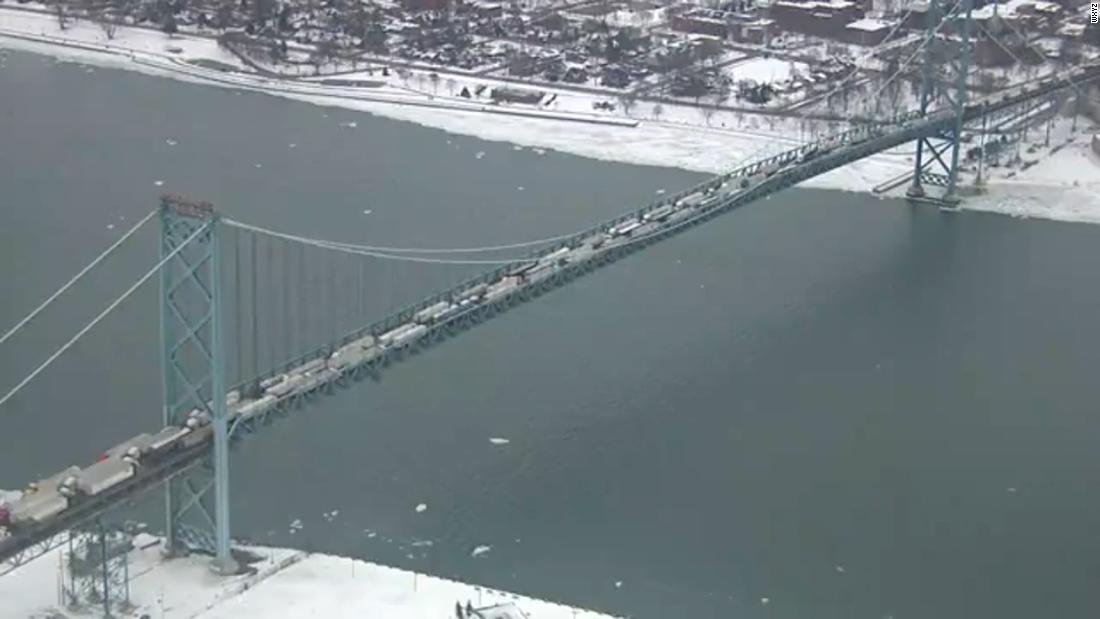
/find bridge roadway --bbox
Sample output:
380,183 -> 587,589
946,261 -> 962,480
2,62 -> 1099,573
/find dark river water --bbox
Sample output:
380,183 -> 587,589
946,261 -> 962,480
3,48 -> 1100,619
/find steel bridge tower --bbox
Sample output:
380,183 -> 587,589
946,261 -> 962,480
907,0 -> 975,207
158,196 -> 237,574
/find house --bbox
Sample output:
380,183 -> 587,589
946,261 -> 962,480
402,0 -> 448,12
843,17 -> 892,45
770,0 -> 865,39
490,87 -> 544,104
600,65 -> 632,88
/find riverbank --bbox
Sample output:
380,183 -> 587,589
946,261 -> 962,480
0,533 -> 620,618
1,4 -> 1099,223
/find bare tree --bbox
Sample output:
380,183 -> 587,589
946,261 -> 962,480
618,92 -> 637,117
396,67 -> 411,86
700,104 -> 716,127
429,72 -> 441,94
90,9 -> 118,40
55,2 -> 72,30
445,77 -> 456,96
652,102 -> 663,121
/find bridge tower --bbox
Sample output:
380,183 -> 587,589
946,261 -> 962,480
158,195 -> 237,575
907,0 -> 975,207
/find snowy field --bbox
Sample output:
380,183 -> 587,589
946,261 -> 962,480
0,534 -> 620,618
1,5 -> 1100,225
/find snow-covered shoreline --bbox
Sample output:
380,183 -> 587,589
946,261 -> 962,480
1,534 -> 620,618
2,5 -> 1100,225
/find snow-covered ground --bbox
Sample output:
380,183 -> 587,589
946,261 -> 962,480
1,5 -> 1099,225
1,534 -> 619,618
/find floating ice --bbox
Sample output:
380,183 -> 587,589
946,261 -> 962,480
475,151 -> 486,159
254,163 -> 263,169
489,437 -> 510,445
106,224 -> 115,230
533,148 -> 546,155
367,531 -> 377,539
165,139 -> 177,146
834,565 -> 845,573
761,597 -> 770,605
341,121 -> 358,128
517,186 -> 525,191
289,518 -> 303,529
363,209 -> 372,215
614,581 -> 622,589
411,540 -> 434,548
1007,487 -> 1017,493
512,145 -> 523,151
656,188 -> 666,194
415,503 -> 427,513
289,143 -> 297,148
471,545 -> 491,558
154,180 -> 164,187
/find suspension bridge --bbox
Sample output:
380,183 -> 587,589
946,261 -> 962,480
1,0 -> 1099,609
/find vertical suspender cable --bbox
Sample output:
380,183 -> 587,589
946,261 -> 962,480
234,225 -> 243,384
250,230 -> 259,382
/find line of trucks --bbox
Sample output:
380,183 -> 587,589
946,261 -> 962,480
0,119 -> 903,547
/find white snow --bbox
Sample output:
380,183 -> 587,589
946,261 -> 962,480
0,488 -> 19,506
1,6 -> 1100,225
0,537 -> 619,618
728,57 -> 806,84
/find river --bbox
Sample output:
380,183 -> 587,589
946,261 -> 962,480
2,48 -> 1100,619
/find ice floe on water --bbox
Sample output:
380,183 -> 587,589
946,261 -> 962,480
415,503 -> 427,513
153,180 -> 164,186
165,138 -> 177,146
470,545 -> 491,558
475,151 -> 486,159
489,437 -> 510,445
340,121 -> 358,128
